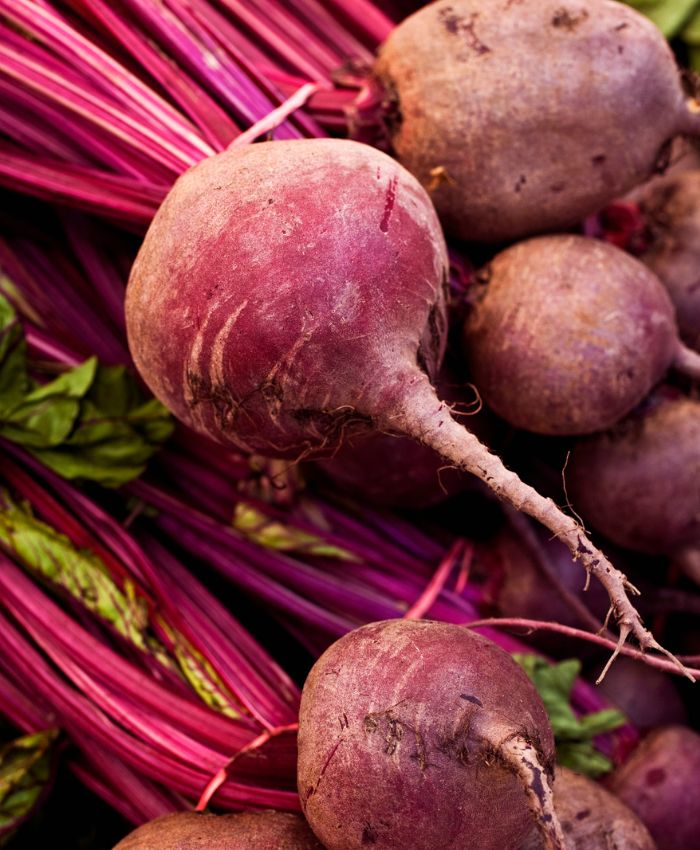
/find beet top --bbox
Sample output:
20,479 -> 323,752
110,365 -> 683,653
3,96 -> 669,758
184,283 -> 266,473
126,137 -> 683,677
463,235 -> 700,436
375,0 -> 696,243
113,811 -> 324,849
297,619 -> 565,850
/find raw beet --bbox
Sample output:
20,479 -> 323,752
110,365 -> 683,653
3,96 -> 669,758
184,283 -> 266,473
297,619 -> 565,850
374,0 -> 696,243
518,767 -> 657,850
126,137 -> 675,673
112,811 -> 324,849
638,171 -> 700,349
567,394 -> 700,556
592,657 -> 687,733
463,235 -> 700,435
608,726 -> 700,850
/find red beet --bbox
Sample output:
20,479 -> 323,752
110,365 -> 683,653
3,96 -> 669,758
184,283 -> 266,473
375,0 -> 697,242
113,811 -> 324,849
638,171 -> 700,349
125,137 -> 675,673
297,619 -> 565,850
463,236 -> 700,435
608,726 -> 700,850
567,394 -> 700,557
518,767 -> 657,850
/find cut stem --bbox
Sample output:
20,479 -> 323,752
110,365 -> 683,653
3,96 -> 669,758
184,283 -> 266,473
673,341 -> 700,381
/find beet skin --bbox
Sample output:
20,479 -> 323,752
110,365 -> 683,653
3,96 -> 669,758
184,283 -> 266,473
375,0 -> 696,242
112,811 -> 324,849
297,619 -> 562,850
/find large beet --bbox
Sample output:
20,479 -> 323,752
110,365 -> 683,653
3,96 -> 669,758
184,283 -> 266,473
126,137 -> 678,677
375,0 -> 696,242
638,171 -> 700,349
518,767 -> 656,850
113,811 -> 324,849
608,726 -> 700,850
297,619 -> 565,850
567,394 -> 700,556
463,236 -> 700,435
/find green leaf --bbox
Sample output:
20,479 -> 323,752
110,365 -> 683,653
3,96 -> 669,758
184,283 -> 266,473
682,8 -> 700,43
623,0 -> 700,37
0,729 -> 58,845
0,296 -> 29,414
232,503 -> 357,560
513,655 -> 627,777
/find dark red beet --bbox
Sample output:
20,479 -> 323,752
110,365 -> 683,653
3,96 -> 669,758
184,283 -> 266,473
113,811 -> 324,849
126,137 -> 679,675
638,171 -> 700,349
608,726 -> 700,850
567,394 -> 700,556
518,767 -> 657,850
593,657 -> 687,733
463,235 -> 700,435
297,619 -> 565,850
375,0 -> 698,243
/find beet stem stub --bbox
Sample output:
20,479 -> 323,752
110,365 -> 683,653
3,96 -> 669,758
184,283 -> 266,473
386,376 -> 692,680
673,342 -> 700,381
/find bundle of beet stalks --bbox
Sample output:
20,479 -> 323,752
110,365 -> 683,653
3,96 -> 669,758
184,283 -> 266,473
0,1 -> 699,849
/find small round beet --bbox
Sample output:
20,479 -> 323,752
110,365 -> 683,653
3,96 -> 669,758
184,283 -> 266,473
567,394 -> 700,555
518,767 -> 657,850
375,0 -> 696,242
608,726 -> 700,850
463,235 -> 698,435
113,811 -> 324,849
638,171 -> 700,349
297,619 -> 566,850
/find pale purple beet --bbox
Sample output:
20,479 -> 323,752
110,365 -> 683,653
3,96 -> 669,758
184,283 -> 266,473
518,767 -> 657,850
113,811 -> 324,849
593,657 -> 687,733
567,394 -> 700,556
608,726 -> 700,850
126,137 -> 675,673
375,0 -> 697,243
463,235 -> 700,435
297,619 -> 566,850
638,171 -> 700,349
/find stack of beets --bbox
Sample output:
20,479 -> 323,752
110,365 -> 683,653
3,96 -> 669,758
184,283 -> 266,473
116,0 -> 700,847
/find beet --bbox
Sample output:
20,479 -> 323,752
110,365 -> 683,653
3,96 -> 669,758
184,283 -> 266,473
518,767 -> 657,850
593,657 -> 687,733
463,235 -> 700,435
638,171 -> 700,349
126,137 -> 677,672
112,811 -> 324,849
297,619 -> 565,850
374,0 -> 696,243
567,394 -> 700,557
608,726 -> 700,850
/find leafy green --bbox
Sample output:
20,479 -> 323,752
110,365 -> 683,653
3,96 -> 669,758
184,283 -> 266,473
0,729 -> 58,845
233,503 -> 357,560
514,655 -> 627,777
0,294 -> 173,486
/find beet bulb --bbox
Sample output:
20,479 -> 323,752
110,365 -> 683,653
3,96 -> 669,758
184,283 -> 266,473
608,726 -> 700,850
463,236 -> 700,435
113,811 -> 324,849
375,0 -> 699,242
297,619 -> 565,850
126,137 -> 681,673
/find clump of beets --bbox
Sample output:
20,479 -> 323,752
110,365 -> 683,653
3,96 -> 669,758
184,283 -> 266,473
608,726 -> 700,850
112,811 -> 324,849
375,0 -> 697,242
297,619 -> 566,850
567,393 -> 700,558
125,137 -> 673,669
462,235 -> 700,435
518,767 -> 657,850
638,171 -> 700,349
